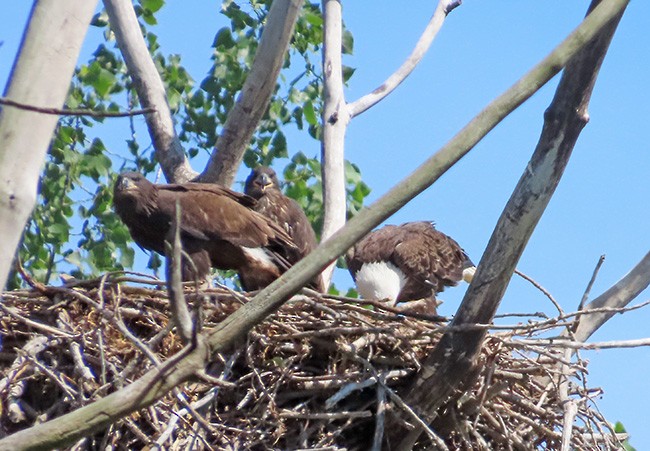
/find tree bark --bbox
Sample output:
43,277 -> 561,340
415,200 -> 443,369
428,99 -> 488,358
319,0 -> 349,287
391,0 -> 628,448
103,0 -> 197,183
0,0 -> 98,291
198,0 -> 304,186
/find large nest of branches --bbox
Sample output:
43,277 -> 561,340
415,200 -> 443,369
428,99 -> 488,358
0,274 -> 625,450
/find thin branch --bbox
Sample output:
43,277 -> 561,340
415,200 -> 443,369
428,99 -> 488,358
348,0 -> 461,118
570,250 -> 650,342
165,201 -> 193,344
0,97 -> 154,117
103,0 -> 197,183
514,337 -> 650,351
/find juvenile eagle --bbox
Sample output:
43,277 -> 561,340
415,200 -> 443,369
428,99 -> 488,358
244,166 -> 325,292
113,172 -> 297,291
346,221 -> 475,308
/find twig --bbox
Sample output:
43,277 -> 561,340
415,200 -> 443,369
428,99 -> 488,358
0,97 -> 154,117
371,383 -> 387,451
572,254 -> 606,333
165,200 -> 194,344
278,410 -> 372,419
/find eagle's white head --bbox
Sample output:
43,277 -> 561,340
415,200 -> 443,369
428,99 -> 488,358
354,261 -> 407,305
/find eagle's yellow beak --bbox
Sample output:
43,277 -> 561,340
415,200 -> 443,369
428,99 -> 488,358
117,176 -> 138,192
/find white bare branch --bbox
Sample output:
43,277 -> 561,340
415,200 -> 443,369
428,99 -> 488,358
319,0 -> 350,288
103,0 -> 197,183
348,0 -> 461,118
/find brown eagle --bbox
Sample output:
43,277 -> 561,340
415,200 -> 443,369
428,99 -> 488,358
244,166 -> 325,292
346,221 -> 475,309
113,172 -> 297,290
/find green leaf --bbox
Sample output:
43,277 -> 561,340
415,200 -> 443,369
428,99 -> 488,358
214,27 -> 235,48
342,28 -> 354,55
141,0 -> 164,13
303,100 -> 318,126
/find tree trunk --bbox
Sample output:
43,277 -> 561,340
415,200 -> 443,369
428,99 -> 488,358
0,0 -> 98,291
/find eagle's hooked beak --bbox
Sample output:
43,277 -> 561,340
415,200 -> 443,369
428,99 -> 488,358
117,176 -> 138,192
256,173 -> 273,192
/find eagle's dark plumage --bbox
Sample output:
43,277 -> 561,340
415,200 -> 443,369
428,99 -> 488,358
346,221 -> 474,308
113,172 -> 297,291
244,166 -> 325,292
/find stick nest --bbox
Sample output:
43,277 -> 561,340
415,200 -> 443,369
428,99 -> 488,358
0,275 -> 623,450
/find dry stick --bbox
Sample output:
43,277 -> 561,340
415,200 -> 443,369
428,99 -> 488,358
514,337 -> 650,350
559,256 -> 605,450
165,200 -> 193,344
394,1 -> 628,447
0,97 -> 154,117
514,269 -> 564,315
371,383 -> 387,451
0,4 -> 628,449
348,0 -> 461,118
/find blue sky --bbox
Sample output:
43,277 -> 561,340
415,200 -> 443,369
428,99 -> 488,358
2,0 -> 649,446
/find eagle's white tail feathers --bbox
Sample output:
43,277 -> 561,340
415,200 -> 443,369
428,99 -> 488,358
355,261 -> 406,305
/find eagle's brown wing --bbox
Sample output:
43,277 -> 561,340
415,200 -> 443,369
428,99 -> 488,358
346,224 -> 402,280
391,222 -> 467,301
114,174 -> 297,287
157,183 -> 294,250
254,190 -> 318,262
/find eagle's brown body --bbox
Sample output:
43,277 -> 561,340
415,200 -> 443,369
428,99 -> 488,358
113,172 -> 297,290
346,221 -> 474,305
244,167 -> 325,292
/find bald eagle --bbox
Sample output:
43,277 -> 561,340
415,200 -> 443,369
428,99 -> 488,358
346,221 -> 475,310
244,166 -> 325,292
113,172 -> 297,291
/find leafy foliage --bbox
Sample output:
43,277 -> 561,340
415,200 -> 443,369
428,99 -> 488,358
12,1 -> 369,288
615,422 -> 637,451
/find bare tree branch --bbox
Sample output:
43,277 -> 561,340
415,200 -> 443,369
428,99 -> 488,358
0,1 -> 626,447
103,0 -> 197,183
319,0 -> 349,288
0,0 -> 98,292
165,201 -> 193,344
348,0 -> 461,118
0,97 -> 154,117
393,1 -> 628,448
198,0 -> 304,186
569,251 -> 650,343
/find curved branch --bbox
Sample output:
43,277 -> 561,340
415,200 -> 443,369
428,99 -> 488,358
198,0 -> 304,186
347,0 -> 460,118
103,0 -> 197,183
